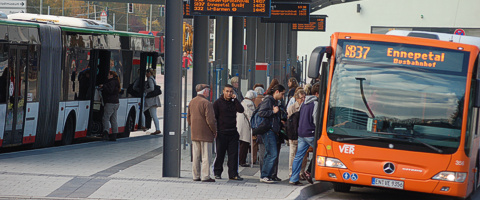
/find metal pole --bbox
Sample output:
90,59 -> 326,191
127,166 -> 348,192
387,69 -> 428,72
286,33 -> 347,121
113,13 -> 115,30
87,2 -> 90,19
149,4 -> 153,32
183,68 -> 187,149
94,5 -> 96,20
126,13 -> 129,31
146,17 -> 149,31
215,17 -> 229,88
163,0 -> 183,178
246,17 -> 257,90
40,0 -> 43,14
48,6 -> 50,15
62,0 -> 64,16
193,16 -> 209,93
232,17 -> 244,79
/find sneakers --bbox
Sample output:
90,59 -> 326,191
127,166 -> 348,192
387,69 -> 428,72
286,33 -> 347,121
193,178 -> 201,181
289,181 -> 303,186
229,176 -> 243,181
214,175 -> 222,179
305,171 -> 313,184
260,177 -> 275,184
202,178 -> 215,182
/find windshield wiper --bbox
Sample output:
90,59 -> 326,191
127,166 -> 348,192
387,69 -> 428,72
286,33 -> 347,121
336,135 -> 382,142
374,131 -> 443,153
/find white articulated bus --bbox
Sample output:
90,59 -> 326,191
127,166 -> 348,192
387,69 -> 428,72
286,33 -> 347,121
0,14 -> 158,148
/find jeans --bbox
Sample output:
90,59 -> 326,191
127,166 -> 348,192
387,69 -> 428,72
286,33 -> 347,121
289,140 -> 308,176
289,137 -> 314,182
103,103 -> 119,133
260,131 -> 278,178
142,106 -> 160,131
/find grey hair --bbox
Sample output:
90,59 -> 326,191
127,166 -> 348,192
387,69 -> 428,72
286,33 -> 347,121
254,87 -> 264,95
245,90 -> 257,99
197,89 -> 207,95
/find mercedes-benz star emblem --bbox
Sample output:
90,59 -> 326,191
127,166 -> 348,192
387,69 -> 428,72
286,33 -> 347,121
383,162 -> 395,174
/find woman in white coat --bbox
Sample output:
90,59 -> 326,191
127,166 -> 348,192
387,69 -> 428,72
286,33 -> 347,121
237,90 -> 257,167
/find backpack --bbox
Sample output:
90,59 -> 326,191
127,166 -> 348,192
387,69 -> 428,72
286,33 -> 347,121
250,104 -> 272,136
286,111 -> 301,140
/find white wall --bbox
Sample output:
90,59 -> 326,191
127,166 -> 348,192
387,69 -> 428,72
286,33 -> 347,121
298,0 -> 480,59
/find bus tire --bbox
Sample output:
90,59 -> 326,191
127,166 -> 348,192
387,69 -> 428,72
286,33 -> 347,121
333,183 -> 351,193
122,110 -> 135,138
61,116 -> 75,145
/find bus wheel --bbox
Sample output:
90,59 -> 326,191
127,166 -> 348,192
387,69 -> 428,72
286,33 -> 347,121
61,117 -> 75,145
333,183 -> 351,193
122,111 -> 135,138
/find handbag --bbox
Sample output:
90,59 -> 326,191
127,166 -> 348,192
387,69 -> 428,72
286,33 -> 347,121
146,85 -> 162,98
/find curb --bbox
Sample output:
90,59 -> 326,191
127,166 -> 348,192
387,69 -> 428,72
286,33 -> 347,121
294,182 -> 333,200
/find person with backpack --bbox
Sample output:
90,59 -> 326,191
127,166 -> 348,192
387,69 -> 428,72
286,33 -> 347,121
287,89 -> 308,178
256,84 -> 286,183
213,84 -> 245,180
289,83 -> 320,185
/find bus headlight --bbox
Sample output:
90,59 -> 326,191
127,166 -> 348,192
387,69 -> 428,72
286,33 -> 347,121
317,156 -> 347,169
432,172 -> 467,183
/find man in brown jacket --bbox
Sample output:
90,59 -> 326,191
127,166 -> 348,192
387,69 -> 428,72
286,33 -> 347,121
187,84 -> 216,182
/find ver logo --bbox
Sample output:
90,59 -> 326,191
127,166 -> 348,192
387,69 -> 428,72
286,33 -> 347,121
339,144 -> 355,154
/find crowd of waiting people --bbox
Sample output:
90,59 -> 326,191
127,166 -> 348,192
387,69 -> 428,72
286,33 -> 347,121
188,76 -> 320,185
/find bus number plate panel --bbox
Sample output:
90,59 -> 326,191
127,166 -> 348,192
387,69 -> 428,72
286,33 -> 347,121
371,178 -> 404,189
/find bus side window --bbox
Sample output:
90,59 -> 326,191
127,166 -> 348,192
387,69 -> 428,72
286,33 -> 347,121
110,51 -> 123,96
0,44 -> 8,103
27,45 -> 39,102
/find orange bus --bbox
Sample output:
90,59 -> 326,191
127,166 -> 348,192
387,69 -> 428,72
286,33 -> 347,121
308,32 -> 480,198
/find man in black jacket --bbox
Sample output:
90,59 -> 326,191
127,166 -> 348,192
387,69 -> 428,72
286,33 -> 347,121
257,84 -> 286,183
213,84 -> 245,180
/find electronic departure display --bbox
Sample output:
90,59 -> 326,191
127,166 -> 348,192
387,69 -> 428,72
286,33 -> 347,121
184,1 -> 192,18
190,0 -> 271,17
261,3 -> 309,23
338,40 -> 467,73
292,15 -> 326,31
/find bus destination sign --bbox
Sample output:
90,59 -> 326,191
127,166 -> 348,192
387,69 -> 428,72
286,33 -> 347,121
190,0 -> 271,17
261,3 -> 309,23
292,15 -> 326,31
339,40 -> 466,73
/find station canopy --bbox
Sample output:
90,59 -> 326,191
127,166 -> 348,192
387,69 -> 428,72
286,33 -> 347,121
309,0 -> 359,12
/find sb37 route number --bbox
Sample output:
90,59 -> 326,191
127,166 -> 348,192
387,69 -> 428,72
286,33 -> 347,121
345,45 -> 371,59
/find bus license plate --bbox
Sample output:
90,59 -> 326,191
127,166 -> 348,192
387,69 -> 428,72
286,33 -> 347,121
371,178 -> 404,189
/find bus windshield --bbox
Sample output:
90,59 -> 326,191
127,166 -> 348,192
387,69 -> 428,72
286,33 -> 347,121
326,40 -> 469,154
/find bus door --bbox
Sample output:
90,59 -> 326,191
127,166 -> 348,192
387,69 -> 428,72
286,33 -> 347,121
3,45 -> 27,146
87,50 -> 111,135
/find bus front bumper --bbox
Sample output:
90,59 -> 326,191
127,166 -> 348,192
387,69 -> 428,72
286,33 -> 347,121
315,167 -> 468,198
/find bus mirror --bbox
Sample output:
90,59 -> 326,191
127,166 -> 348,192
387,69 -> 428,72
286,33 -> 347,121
308,46 -> 332,79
